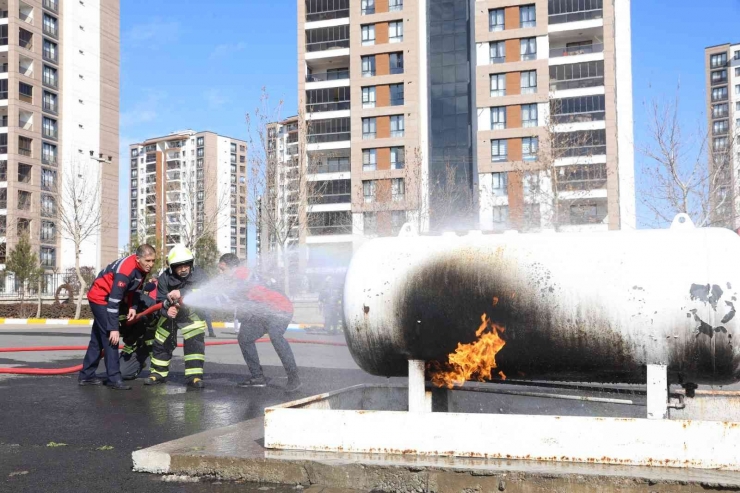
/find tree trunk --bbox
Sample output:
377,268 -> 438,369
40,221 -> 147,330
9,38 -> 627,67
282,244 -> 291,297
36,278 -> 42,318
74,249 -> 85,320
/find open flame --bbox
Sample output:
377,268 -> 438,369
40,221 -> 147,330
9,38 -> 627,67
429,312 -> 506,389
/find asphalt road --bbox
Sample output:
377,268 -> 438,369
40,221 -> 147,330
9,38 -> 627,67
0,324 -> 385,493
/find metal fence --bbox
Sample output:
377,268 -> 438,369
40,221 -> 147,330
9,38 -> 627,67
0,272 -> 80,300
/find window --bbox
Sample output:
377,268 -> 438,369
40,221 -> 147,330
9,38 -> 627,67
737,102 -> 740,112
491,107 -> 506,130
197,136 -> 204,146
41,194 -> 56,217
19,136 -> 32,157
714,136 -> 729,150
19,28 -> 32,49
489,9 -> 504,31
712,69 -> 727,84
42,117 -> 57,140
43,65 -> 57,88
549,61 -> 604,90
710,53 -> 727,68
43,14 -> 58,37
492,206 -> 509,226
361,0 -> 375,14
197,158 -> 203,168
41,221 -> 55,242
522,104 -> 538,127
18,163 -> 32,183
389,21 -> 403,43
490,41 -> 505,64
362,118 -> 376,139
19,82 -> 33,103
712,103 -> 728,119
40,168 -> 56,192
392,178 -> 405,201
363,149 -> 377,171
361,25 -> 375,46
490,74 -> 506,97
197,147 -> 204,157
18,191 -> 31,210
230,142 -> 237,153
389,0 -> 403,11
712,86 -> 728,102
520,5 -> 536,27
43,39 -> 58,63
390,52 -> 404,74
41,247 -> 56,268
362,86 -> 376,108
521,70 -> 537,94
0,161 -> 5,180
735,50 -> 740,60
521,38 -> 537,61
0,134 -> 6,154
390,83 -> 404,105
363,180 -> 376,203
41,142 -> 57,166
736,67 -> 740,77
43,91 -> 58,113
362,55 -> 376,77
364,212 -> 377,235
713,120 -> 729,135
491,172 -> 507,197
492,139 -> 507,162
390,147 -> 404,169
390,115 -> 404,137
736,85 -> 740,95
523,137 -> 539,161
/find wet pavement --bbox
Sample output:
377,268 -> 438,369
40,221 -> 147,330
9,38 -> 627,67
0,325 -> 382,493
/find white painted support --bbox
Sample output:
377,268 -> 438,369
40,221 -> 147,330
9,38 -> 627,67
408,360 -> 429,413
647,364 -> 668,420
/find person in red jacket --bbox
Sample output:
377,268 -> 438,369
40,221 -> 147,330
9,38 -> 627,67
78,244 -> 156,390
218,253 -> 301,391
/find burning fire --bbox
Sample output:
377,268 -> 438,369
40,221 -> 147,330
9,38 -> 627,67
429,313 -> 506,389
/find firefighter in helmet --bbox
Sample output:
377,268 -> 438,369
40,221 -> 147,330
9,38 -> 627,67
144,245 -> 209,389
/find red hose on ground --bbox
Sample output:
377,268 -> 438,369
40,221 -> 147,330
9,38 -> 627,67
0,337 -> 346,375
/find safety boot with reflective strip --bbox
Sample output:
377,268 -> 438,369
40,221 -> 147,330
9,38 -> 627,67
143,374 -> 166,386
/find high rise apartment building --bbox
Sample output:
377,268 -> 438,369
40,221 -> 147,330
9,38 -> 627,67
0,0 -> 120,271
705,42 -> 740,229
297,0 -> 635,245
128,131 -> 248,259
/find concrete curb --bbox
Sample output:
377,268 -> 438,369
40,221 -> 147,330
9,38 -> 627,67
132,417 -> 740,492
0,319 -> 320,331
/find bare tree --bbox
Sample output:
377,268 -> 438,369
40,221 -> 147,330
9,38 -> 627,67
639,91 -> 736,228
246,88 -> 324,294
57,160 -> 102,319
486,98 -> 611,232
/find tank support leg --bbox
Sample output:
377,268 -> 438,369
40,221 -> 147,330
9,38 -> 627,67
647,364 -> 668,419
408,360 -> 431,413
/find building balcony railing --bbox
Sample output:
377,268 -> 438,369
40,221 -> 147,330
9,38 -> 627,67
548,8 -> 603,25
551,111 -> 605,124
307,101 -> 350,113
361,6 -> 374,14
306,70 -> 350,82
309,161 -> 351,173
550,76 -> 604,91
549,43 -> 604,58
306,39 -> 350,53
42,101 -> 58,115
0,146 -> 7,154
0,38 -> 7,47
712,77 -> 728,86
19,147 -> 31,157
555,145 -> 606,157
306,8 -> 349,22
0,116 -> 7,127
43,129 -> 58,141
308,194 -> 351,205
43,26 -> 58,39
43,51 -> 58,64
42,77 -> 58,89
19,39 -> 32,50
307,131 -> 351,144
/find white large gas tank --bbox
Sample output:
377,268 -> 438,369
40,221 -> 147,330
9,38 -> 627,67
342,216 -> 740,385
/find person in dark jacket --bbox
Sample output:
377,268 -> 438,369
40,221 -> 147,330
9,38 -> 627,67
144,245 -> 209,389
218,253 -> 301,392
79,244 -> 156,390
119,280 -> 159,380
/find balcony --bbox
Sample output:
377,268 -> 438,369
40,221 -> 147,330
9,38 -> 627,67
555,145 -> 606,157
306,5 -> 349,22
552,110 -> 605,124
306,70 -> 349,82
550,76 -> 604,91
307,101 -> 350,113
43,23 -> 58,39
549,42 -> 604,58
549,7 -> 603,25
306,38 -> 349,53
43,0 -> 58,13
308,131 -> 351,144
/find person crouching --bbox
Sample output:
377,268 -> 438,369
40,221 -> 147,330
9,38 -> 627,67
144,245 -> 209,389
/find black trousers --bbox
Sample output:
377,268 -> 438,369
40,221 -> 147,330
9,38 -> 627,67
238,311 -> 297,379
79,302 -> 121,383
119,321 -> 155,380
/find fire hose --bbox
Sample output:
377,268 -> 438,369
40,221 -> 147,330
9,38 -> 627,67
0,302 -> 347,376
